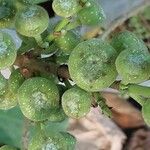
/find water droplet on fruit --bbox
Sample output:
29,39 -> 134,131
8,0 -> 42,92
0,42 -> 7,54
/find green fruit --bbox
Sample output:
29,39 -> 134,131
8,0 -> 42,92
15,5 -> 49,37
55,31 -> 80,54
62,86 -> 92,119
18,0 -> 49,4
0,69 -> 21,110
142,99 -> 150,126
52,0 -> 79,17
28,131 -> 74,150
116,50 -> 150,84
8,69 -> 25,93
68,38 -> 117,92
0,0 -> 16,28
0,145 -> 17,150
0,91 -> 18,110
0,31 -> 17,69
111,31 -> 148,54
61,132 -> 76,150
78,1 -> 106,26
0,74 -> 7,95
48,108 -> 67,122
56,51 -> 70,64
18,77 -> 60,121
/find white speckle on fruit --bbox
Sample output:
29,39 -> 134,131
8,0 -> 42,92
42,143 -> 57,150
67,99 -> 79,115
0,42 -> 7,54
32,91 -> 48,109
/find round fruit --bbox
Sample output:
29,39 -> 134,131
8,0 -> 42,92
28,131 -> 74,150
115,49 -> 150,84
15,5 -> 49,37
78,1 -> 106,26
142,99 -> 150,126
68,38 -> 117,92
56,51 -> 70,64
62,86 -> 92,119
0,31 -> 17,69
0,91 -> 18,110
61,132 -> 76,150
111,31 -> 148,54
18,0 -> 49,4
0,74 -> 7,95
0,0 -> 16,28
0,145 -> 17,150
48,108 -> 67,122
55,31 -> 80,54
52,0 -> 79,18
18,77 -> 60,121
8,69 -> 25,93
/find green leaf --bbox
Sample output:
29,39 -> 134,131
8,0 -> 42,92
0,106 -> 24,148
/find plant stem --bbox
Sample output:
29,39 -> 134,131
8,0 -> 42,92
45,33 -> 55,43
34,34 -> 43,46
93,92 -> 111,117
128,84 -> 150,97
46,18 -> 81,43
54,18 -> 70,32
65,19 -> 81,31
45,18 -> 70,43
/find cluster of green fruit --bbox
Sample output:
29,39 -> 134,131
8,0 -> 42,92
0,0 -> 150,149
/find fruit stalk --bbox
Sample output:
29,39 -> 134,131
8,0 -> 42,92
65,19 -> 81,31
54,18 -> 70,32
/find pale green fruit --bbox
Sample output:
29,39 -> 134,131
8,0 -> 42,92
68,38 -> 117,92
15,5 -> 49,37
116,49 -> 150,84
18,77 -> 60,121
78,1 -> 106,26
52,0 -> 79,17
28,131 -> 75,150
62,86 -> 92,119
55,31 -> 80,54
0,74 -> 7,95
111,31 -> 148,54
0,0 -> 16,28
0,31 -> 17,69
